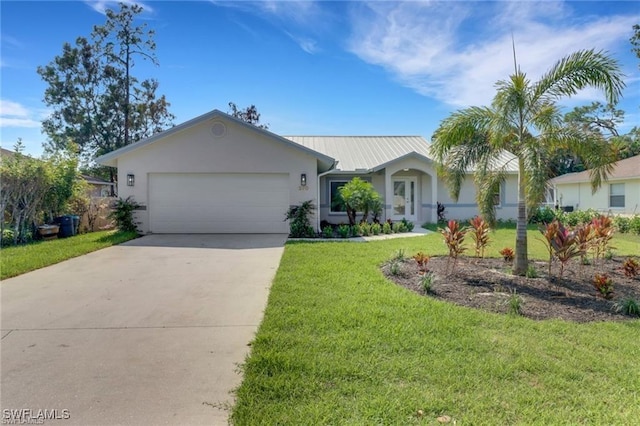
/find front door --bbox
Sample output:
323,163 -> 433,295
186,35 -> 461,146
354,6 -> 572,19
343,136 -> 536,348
392,178 -> 417,221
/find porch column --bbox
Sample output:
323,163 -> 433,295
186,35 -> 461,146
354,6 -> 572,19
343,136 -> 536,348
384,171 -> 393,222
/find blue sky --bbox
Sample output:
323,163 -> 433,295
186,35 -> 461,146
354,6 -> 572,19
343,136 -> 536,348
1,0 -> 638,157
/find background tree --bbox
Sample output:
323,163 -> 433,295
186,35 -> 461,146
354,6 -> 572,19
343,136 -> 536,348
228,102 -> 269,129
431,49 -> 624,275
1,141 -> 83,245
550,102 -> 624,175
631,24 -> 640,64
38,3 -> 174,188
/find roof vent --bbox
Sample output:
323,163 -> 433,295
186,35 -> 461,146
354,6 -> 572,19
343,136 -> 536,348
211,121 -> 226,138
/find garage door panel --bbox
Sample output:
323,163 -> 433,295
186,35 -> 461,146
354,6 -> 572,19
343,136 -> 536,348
149,173 -> 290,233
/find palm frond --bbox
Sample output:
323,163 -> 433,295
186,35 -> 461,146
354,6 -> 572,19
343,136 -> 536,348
533,49 -> 625,105
431,107 -> 497,200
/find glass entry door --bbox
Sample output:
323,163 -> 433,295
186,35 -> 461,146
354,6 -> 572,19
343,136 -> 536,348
392,178 -> 416,221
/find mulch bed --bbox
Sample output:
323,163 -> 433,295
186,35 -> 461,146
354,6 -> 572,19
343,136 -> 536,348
383,255 -> 640,322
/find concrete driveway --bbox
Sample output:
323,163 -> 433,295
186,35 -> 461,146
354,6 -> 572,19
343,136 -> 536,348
1,234 -> 287,425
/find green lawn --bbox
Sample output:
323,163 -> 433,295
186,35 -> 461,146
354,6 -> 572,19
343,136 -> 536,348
0,230 -> 138,280
232,232 -> 640,425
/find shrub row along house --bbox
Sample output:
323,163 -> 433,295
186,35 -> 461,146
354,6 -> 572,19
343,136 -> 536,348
96,109 -> 520,234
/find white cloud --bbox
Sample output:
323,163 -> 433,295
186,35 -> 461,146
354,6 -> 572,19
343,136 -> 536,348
211,0 -> 325,54
348,1 -> 636,108
284,31 -> 319,54
85,0 -> 154,15
0,100 -> 43,128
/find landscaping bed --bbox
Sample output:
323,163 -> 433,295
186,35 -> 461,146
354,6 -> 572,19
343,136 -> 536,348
383,255 -> 640,322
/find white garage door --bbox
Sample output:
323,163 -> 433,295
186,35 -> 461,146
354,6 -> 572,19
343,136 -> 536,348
148,173 -> 290,233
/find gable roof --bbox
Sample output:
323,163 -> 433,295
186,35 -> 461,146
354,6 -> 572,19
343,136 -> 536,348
95,109 -> 335,171
81,174 -> 115,186
284,136 -> 432,172
550,155 -> 640,185
285,135 -> 519,173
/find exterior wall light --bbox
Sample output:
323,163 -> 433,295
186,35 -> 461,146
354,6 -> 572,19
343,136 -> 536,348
300,173 -> 307,186
127,174 -> 135,186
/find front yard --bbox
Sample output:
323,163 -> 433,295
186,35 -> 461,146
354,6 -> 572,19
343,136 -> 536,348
0,230 -> 138,280
232,232 -> 640,424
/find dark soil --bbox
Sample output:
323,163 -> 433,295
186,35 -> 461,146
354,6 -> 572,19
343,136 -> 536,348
383,255 -> 640,322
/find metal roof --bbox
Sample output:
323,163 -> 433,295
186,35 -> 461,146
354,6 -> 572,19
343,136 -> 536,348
550,154 -> 640,184
284,135 -> 519,173
284,136 -> 433,171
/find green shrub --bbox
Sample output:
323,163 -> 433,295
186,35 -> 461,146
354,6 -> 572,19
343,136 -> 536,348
337,224 -> 350,239
108,197 -> 140,233
612,297 -> 640,317
393,249 -> 406,262
1,228 -> 15,247
630,215 -> 640,235
613,216 -> 630,233
525,265 -> 538,278
382,221 -> 392,234
420,272 -> 435,294
321,226 -> 334,239
359,222 -> 371,236
350,225 -> 360,237
389,260 -> 401,276
393,222 -> 407,233
371,223 -> 381,235
401,218 -> 414,232
285,200 -> 316,238
530,206 -> 556,224
506,289 -> 523,316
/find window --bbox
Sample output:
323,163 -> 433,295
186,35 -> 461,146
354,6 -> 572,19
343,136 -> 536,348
330,180 -> 348,213
492,184 -> 501,207
609,183 -> 625,208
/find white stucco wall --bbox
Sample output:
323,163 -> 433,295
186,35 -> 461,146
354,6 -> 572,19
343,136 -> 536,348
555,178 -> 640,215
437,174 -> 518,221
114,117 -> 319,233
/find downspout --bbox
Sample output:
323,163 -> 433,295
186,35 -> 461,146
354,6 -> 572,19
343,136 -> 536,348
317,161 -> 338,232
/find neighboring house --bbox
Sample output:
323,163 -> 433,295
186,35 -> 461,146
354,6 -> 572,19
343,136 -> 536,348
96,109 -> 519,234
80,175 -> 116,197
549,154 -> 640,215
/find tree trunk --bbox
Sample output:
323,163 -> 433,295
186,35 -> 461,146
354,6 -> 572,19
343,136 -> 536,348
109,168 -> 116,197
513,160 -> 528,275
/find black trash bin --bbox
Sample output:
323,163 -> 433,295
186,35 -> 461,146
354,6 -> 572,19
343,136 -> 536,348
56,215 -> 74,238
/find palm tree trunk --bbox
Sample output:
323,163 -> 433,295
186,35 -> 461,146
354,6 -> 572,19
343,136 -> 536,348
514,160 -> 528,275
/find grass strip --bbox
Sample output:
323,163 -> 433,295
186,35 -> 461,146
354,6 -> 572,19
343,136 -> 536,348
232,233 -> 640,425
1,230 -> 138,280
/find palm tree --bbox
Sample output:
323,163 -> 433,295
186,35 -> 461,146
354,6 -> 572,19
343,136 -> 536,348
431,49 -> 624,275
